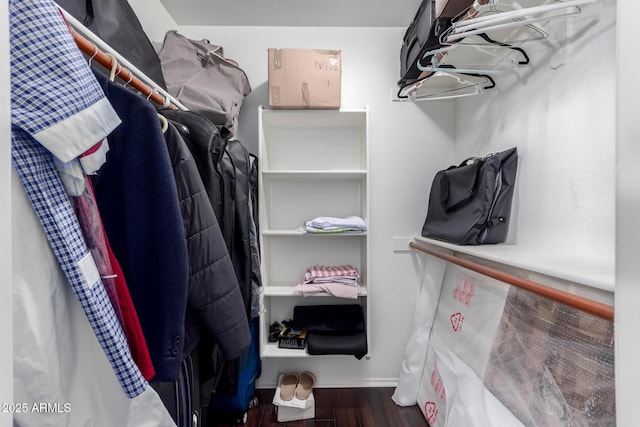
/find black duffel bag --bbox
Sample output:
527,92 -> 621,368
421,147 -> 518,245
56,0 -> 167,90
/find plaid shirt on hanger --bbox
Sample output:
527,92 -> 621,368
9,0 -> 146,398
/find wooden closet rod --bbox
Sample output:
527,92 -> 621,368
409,242 -> 614,321
59,7 -> 186,111
71,31 -> 177,110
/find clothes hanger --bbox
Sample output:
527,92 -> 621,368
441,17 -> 549,47
157,114 -> 169,134
446,0 -> 594,43
87,45 -> 98,67
104,53 -> 120,82
418,39 -> 529,76
144,89 -> 170,134
435,0 -> 551,50
123,73 -> 133,88
98,63 -> 167,134
452,0 -> 593,33
418,7 -> 534,77
396,69 -> 495,101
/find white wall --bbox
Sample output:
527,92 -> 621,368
127,0 -> 177,51
455,0 -> 616,262
1,1 -> 12,425
173,24 -> 456,387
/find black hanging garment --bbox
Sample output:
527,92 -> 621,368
161,109 -> 255,318
56,0 -> 167,89
399,0 -> 451,87
160,111 -> 262,417
218,137 -> 254,316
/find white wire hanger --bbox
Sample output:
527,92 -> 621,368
417,36 -> 530,75
416,0 -> 595,75
445,0 -> 595,43
396,71 -> 495,101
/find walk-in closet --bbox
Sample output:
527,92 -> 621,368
2,0 -> 639,425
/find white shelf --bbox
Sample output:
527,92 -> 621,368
262,229 -> 367,237
413,236 -> 614,292
263,285 -> 368,297
262,170 -> 367,178
262,342 -> 309,358
262,342 -> 360,358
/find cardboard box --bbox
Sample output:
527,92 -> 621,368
268,48 -> 341,109
276,397 -> 315,423
272,376 -> 316,422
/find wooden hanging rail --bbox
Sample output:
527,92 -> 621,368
58,6 -> 186,111
71,30 -> 176,110
409,241 -> 614,321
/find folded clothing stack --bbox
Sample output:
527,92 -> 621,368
293,265 -> 360,299
303,265 -> 359,286
292,304 -> 367,360
304,216 -> 367,234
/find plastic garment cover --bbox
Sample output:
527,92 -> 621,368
394,261 -> 615,426
392,255 -> 447,406
419,344 -> 525,427
413,265 -> 511,425
484,287 -> 615,426
12,171 -> 176,427
72,176 -> 155,380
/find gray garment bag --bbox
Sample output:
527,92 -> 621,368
159,30 -> 251,137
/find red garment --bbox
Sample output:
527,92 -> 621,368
73,177 -> 155,380
104,234 -> 156,380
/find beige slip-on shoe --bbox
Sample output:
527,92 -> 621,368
295,371 -> 316,400
279,372 -> 299,401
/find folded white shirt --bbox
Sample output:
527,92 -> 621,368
305,216 -> 367,231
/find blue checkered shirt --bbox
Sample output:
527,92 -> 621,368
10,0 -> 147,398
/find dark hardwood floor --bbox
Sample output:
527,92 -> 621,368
210,387 -> 428,427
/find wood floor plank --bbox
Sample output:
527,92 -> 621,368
317,388 -> 359,427
209,387 -> 426,427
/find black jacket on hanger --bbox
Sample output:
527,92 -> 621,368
160,109 -> 253,317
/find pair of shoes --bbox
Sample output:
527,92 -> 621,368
279,371 -> 317,401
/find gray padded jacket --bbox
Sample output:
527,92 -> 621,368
163,122 -> 250,359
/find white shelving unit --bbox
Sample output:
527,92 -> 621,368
257,106 -> 370,359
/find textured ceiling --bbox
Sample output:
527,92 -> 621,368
159,0 -> 422,27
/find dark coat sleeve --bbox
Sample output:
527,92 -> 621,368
91,73 -> 189,381
164,123 -> 250,360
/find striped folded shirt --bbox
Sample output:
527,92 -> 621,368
303,265 -> 359,286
